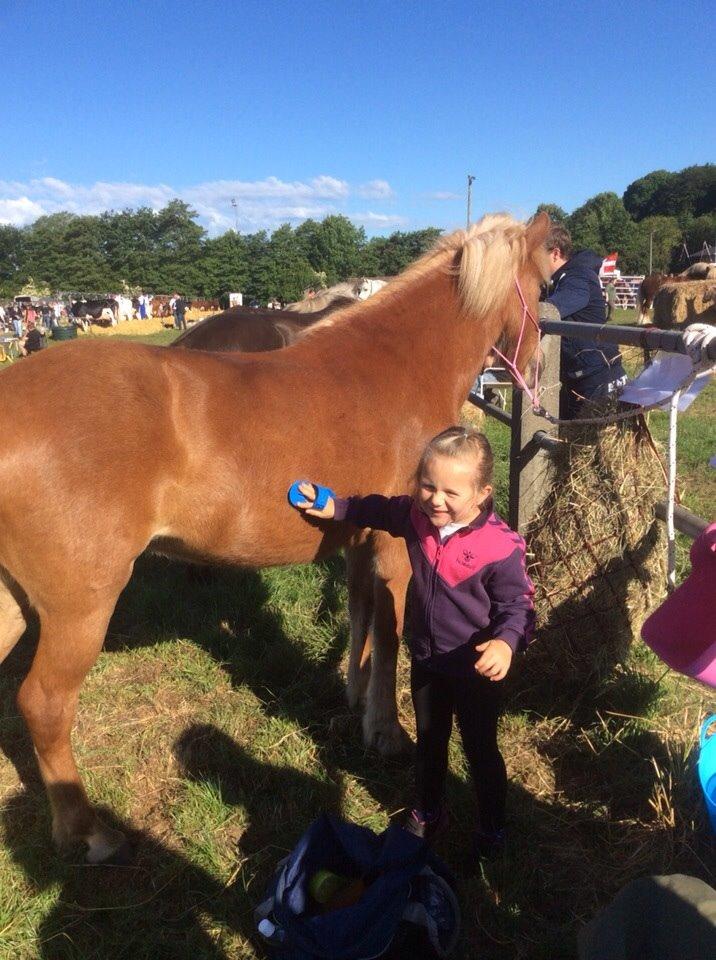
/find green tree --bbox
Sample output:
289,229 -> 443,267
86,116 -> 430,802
240,231 -> 271,302
263,224 -> 318,302
22,212 -> 78,290
364,228 -> 442,276
651,164 -> 716,222
535,203 -> 568,224
295,215 -> 365,284
0,225 -> 26,296
630,216 -> 682,274
568,192 -> 637,259
152,200 -> 206,294
623,170 -> 677,220
102,207 -> 160,290
625,165 -> 716,223
200,230 -> 250,298
61,215 -> 114,291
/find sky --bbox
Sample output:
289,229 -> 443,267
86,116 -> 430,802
1,0 -> 713,237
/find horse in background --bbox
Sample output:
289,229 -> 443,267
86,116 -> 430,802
0,212 -> 550,863
284,280 -> 365,313
637,264 -> 716,323
172,297 -> 356,352
356,277 -> 388,299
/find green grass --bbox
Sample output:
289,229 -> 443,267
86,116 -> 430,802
0,326 -> 713,959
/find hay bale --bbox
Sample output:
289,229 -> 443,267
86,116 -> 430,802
652,280 -> 716,329
525,413 -> 666,684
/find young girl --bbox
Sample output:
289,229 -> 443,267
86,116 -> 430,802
293,426 -> 534,858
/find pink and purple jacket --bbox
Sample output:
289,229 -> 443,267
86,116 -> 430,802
333,494 -> 535,674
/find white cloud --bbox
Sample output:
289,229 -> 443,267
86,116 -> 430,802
357,179 -> 394,199
351,211 -> 408,226
0,196 -> 46,226
426,191 -> 460,201
0,175 -> 404,233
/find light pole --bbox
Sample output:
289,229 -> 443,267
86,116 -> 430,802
466,174 -> 475,229
231,197 -> 239,232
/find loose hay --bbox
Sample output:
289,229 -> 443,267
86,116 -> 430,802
525,410 -> 667,684
652,279 -> 716,329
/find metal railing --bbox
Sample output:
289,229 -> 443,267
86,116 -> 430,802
468,319 -> 712,545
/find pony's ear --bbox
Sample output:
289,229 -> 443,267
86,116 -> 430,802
525,211 -> 550,250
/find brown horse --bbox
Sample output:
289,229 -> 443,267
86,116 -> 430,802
0,212 -> 550,862
172,298 -> 356,352
636,266 -> 716,324
284,281 -> 365,312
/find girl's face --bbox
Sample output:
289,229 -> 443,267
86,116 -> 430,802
417,454 -> 492,528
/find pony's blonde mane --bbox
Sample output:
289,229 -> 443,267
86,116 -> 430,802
423,213 -> 539,318
298,213 -> 545,339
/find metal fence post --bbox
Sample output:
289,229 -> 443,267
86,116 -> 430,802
508,333 -> 561,534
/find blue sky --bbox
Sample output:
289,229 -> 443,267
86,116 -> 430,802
1,0 -> 713,236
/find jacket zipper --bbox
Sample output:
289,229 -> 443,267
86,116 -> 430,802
426,541 -> 443,655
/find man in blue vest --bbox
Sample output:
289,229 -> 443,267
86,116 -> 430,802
545,225 -> 627,419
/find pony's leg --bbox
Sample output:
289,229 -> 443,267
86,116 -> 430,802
0,579 -> 27,666
16,598 -> 125,862
345,540 -> 375,709
363,534 -> 413,756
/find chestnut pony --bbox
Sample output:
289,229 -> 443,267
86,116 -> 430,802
0,212 -> 550,862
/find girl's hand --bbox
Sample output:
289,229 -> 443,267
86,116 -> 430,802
474,638 -> 513,682
295,482 -> 336,519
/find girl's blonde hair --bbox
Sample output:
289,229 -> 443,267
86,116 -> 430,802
415,426 -> 494,491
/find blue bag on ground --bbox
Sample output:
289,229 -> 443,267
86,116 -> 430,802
255,813 -> 460,959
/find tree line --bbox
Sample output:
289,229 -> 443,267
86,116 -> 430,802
0,202 -> 441,302
538,163 -> 715,275
0,164 -> 713,300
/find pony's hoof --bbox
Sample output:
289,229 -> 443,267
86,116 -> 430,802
364,717 -> 413,757
85,825 -> 128,864
100,839 -> 135,866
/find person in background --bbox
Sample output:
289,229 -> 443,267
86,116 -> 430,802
173,294 -> 188,331
605,281 -> 617,322
545,225 -> 627,419
11,307 -> 24,338
19,320 -> 45,356
292,426 -> 534,861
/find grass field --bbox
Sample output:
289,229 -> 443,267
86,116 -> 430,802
0,317 -> 713,959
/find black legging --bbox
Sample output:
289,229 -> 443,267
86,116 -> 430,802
411,658 -> 507,832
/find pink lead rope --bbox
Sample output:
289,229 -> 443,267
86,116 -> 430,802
491,278 -> 543,410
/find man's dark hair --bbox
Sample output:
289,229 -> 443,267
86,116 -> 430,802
545,224 -> 573,259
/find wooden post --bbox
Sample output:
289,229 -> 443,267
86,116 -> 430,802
508,333 -> 561,534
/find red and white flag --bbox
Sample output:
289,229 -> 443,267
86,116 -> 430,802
600,252 -> 619,276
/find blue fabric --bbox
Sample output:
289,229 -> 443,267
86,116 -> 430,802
547,250 -> 625,387
258,813 -> 451,959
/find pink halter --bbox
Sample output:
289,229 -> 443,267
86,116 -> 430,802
491,278 -> 542,409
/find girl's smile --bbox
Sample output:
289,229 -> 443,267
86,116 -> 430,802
417,454 -> 492,528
